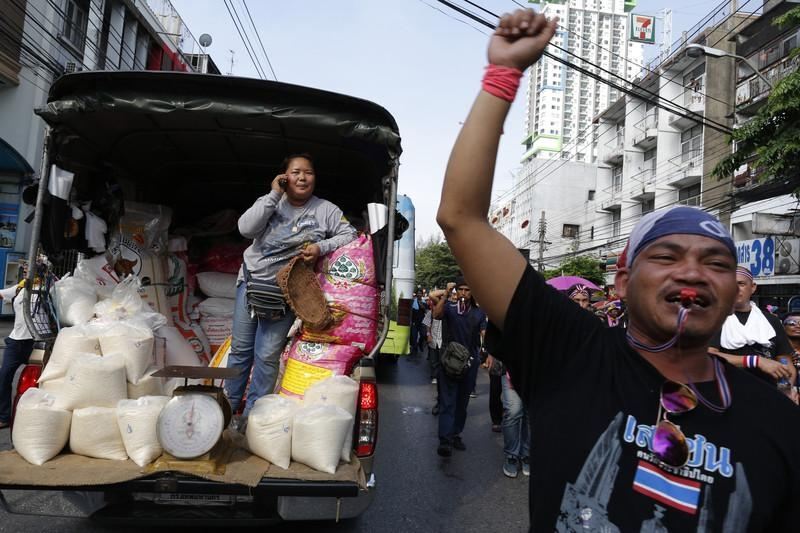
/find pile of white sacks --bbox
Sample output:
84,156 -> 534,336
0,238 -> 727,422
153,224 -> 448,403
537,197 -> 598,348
13,275 -> 181,466
15,273 -> 361,475
247,376 -> 359,474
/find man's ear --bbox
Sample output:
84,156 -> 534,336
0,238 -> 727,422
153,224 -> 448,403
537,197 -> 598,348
615,267 -> 630,300
752,282 -> 757,294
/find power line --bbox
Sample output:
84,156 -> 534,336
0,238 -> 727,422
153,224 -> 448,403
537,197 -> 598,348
439,0 -> 734,135
241,0 -> 277,80
224,0 -> 266,79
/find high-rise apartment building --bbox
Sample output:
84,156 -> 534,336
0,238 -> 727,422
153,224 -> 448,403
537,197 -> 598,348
521,0 -> 644,162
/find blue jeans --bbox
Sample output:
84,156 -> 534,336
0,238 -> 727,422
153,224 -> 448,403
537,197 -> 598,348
438,354 -> 480,441
501,374 -> 530,459
225,282 -> 295,417
0,337 -> 34,423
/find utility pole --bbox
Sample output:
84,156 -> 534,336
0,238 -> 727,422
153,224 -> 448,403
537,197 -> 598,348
537,211 -> 547,272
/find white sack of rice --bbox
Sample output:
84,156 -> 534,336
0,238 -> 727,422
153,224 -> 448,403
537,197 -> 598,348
291,405 -> 353,475
69,407 -> 128,461
12,388 -> 71,465
246,395 -> 300,469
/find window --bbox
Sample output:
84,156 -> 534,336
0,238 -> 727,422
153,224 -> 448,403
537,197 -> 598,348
588,189 -> 596,201
758,43 -> 781,69
612,209 -> 621,237
62,0 -> 89,52
679,183 -> 701,206
563,224 -> 580,238
681,125 -> 702,162
641,198 -> 655,214
612,165 -> 623,193
783,33 -> 798,58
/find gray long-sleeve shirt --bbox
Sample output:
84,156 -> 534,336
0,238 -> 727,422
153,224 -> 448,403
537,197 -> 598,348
238,190 -> 356,283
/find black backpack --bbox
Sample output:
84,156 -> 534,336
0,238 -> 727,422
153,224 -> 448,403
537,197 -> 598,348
441,342 -> 472,379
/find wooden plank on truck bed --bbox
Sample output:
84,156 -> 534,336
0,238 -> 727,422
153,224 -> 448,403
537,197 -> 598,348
0,430 -> 366,489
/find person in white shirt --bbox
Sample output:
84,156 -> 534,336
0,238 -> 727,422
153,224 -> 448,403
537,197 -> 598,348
0,281 -> 35,429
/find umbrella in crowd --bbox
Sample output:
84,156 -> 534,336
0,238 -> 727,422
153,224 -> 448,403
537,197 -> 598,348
546,275 -> 600,291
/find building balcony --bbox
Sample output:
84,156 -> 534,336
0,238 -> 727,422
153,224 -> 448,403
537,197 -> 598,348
600,140 -> 624,165
632,114 -> 658,149
600,190 -> 623,211
666,151 -> 703,187
735,55 -> 799,116
629,168 -> 657,201
668,93 -> 704,130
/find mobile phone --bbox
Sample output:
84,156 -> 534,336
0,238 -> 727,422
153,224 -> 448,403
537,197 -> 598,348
279,176 -> 288,188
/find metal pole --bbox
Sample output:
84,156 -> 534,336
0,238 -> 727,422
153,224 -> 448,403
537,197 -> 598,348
368,165 -> 399,359
23,135 -> 52,340
537,211 -> 546,272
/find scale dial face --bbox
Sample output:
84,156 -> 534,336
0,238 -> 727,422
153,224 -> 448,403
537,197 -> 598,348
157,394 -> 224,459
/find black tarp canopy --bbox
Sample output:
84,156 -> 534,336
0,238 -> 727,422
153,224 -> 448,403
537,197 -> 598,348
35,71 -> 402,217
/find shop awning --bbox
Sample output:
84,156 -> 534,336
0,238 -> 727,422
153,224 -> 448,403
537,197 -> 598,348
0,137 -> 33,177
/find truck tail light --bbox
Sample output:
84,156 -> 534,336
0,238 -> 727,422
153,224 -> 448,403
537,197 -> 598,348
356,379 -> 378,457
12,363 -> 41,426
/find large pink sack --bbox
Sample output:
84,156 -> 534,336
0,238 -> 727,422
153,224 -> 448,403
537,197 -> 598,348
279,339 -> 362,399
300,234 -> 379,353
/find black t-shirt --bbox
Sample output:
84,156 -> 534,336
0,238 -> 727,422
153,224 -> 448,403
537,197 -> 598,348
486,265 -> 800,532
709,310 -> 793,384
709,310 -> 793,358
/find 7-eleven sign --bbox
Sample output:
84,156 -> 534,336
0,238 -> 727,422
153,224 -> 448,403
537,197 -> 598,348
630,14 -> 656,44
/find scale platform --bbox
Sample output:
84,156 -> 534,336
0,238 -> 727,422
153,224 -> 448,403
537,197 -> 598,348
152,366 -> 242,387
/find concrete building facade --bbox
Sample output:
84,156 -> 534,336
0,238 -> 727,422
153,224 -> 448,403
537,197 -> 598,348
522,0 -> 644,162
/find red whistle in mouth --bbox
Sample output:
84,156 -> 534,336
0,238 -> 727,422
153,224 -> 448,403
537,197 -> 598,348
680,288 -> 697,307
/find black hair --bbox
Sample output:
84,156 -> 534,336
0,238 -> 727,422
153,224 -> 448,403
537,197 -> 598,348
282,153 -> 315,172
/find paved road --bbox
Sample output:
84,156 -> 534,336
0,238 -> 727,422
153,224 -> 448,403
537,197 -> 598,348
0,350 -> 530,532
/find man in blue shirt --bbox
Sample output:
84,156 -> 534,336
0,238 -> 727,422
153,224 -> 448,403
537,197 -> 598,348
430,276 -> 486,456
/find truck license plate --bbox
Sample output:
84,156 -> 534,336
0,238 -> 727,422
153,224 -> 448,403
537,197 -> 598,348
133,493 -> 251,506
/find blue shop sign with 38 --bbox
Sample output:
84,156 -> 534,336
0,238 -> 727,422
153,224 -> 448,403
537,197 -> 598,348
736,237 -> 775,277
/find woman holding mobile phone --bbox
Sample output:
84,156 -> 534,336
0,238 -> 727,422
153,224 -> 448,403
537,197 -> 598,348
225,153 -> 356,421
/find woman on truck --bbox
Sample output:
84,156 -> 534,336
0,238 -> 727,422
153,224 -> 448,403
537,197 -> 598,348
225,153 -> 356,421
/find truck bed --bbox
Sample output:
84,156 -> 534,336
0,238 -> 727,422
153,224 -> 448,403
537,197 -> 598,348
0,430 -> 366,490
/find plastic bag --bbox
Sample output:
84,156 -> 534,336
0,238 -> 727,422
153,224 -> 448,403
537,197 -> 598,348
246,395 -> 300,469
95,320 -> 155,385
279,340 -> 361,399
291,405 -> 352,474
303,376 -> 359,462
39,325 -> 102,383
70,407 -> 128,461
300,235 -> 379,352
127,366 -> 165,398
56,353 -> 128,410
12,388 -> 71,465
93,275 -> 168,331
116,396 -> 170,467
51,275 -> 97,326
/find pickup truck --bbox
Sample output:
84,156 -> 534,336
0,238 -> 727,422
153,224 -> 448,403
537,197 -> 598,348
0,71 -> 403,525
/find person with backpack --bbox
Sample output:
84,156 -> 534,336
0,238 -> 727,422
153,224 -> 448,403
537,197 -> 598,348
430,276 -> 486,457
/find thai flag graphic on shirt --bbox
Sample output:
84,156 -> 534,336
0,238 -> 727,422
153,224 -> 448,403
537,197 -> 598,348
632,460 -> 702,514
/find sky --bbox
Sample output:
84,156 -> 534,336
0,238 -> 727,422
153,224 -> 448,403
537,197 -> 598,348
170,0 -> 740,242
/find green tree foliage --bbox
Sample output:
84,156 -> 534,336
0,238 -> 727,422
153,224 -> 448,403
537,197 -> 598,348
713,7 -> 800,190
415,236 -> 460,290
542,255 -> 606,286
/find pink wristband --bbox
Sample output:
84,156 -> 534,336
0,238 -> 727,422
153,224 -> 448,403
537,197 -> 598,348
482,65 -> 523,102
